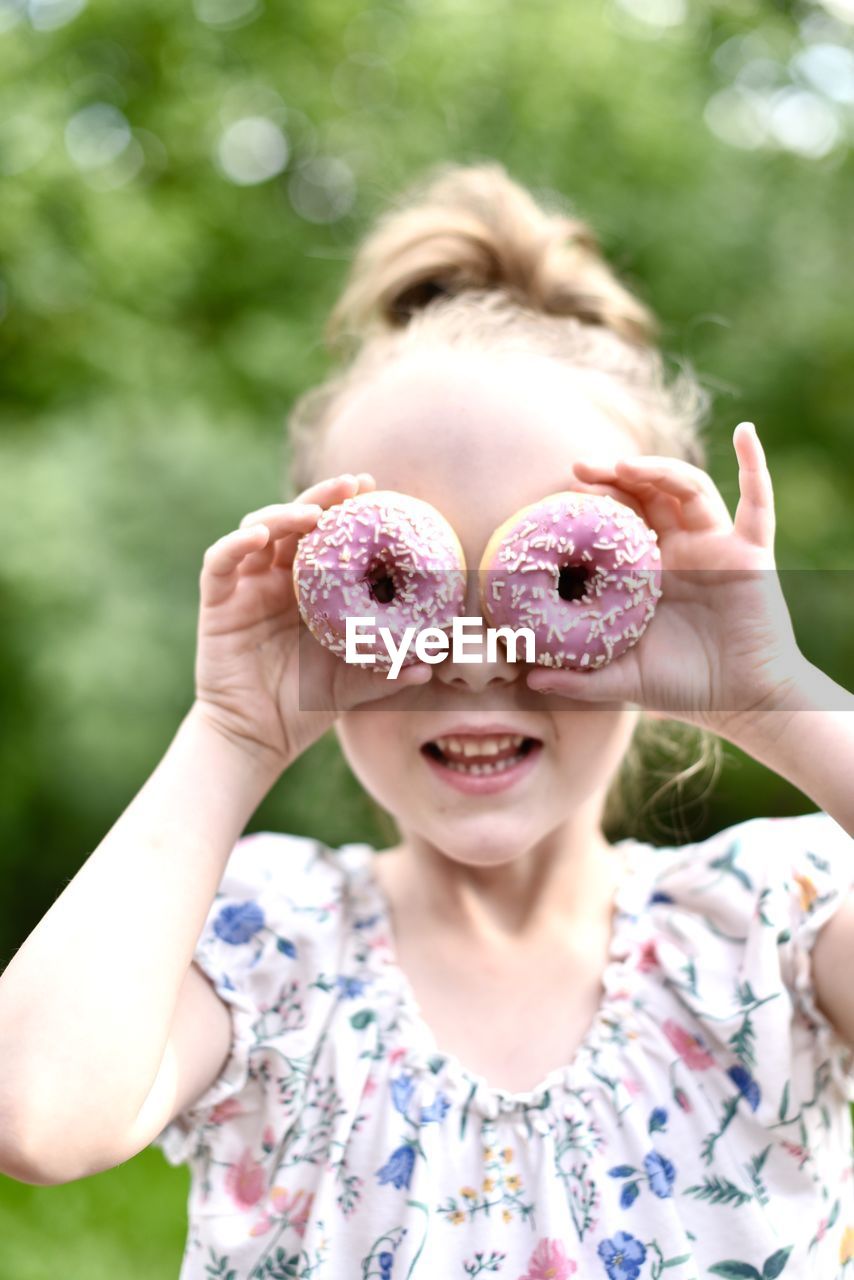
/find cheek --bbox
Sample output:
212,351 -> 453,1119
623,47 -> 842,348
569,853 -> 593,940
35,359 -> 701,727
553,709 -> 638,779
335,714 -> 405,803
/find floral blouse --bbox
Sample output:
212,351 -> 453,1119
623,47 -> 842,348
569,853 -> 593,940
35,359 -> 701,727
153,812 -> 854,1279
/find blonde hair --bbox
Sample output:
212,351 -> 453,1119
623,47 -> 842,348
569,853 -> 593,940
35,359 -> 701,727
286,160 -> 723,840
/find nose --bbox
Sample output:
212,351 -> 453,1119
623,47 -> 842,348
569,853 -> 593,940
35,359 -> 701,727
433,567 -> 521,693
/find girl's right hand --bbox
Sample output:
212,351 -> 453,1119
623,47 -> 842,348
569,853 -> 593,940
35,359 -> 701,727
192,472 -> 431,773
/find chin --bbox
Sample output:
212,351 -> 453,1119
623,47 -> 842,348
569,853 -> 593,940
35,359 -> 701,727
417,815 -> 548,865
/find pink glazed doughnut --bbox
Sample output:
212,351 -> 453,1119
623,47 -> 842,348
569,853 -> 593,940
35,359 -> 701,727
293,490 -> 467,670
478,491 -> 662,670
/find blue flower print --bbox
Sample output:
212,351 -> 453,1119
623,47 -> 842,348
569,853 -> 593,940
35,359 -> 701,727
391,1074 -> 415,1116
378,1251 -> 393,1280
644,1150 -> 676,1198
213,900 -> 265,944
419,1092 -> 451,1124
648,891 -> 674,905
598,1231 -> 647,1279
355,912 -> 383,930
376,1143 -> 416,1190
728,1064 -> 761,1111
335,975 -> 367,999
276,937 -> 297,958
648,1107 -> 668,1134
619,1181 -> 639,1209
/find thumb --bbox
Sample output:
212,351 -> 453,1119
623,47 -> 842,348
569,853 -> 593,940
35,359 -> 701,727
526,659 -> 638,706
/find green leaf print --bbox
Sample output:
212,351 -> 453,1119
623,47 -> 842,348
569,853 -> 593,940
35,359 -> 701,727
350,1008 -> 376,1030
708,1246 -> 793,1279
735,980 -> 758,1006
762,1247 -> 793,1277
708,844 -> 754,892
683,1175 -> 752,1206
777,1080 -> 789,1122
708,1266 -> 762,1279
205,1249 -> 237,1279
744,1144 -> 771,1206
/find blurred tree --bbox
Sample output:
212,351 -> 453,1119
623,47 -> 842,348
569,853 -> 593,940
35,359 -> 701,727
2,0 -> 853,1269
0,0 -> 852,993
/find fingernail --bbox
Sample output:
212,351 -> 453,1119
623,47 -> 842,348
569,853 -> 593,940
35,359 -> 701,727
528,679 -> 556,694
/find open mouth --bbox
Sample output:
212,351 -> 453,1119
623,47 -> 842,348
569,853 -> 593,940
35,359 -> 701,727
420,733 -> 542,776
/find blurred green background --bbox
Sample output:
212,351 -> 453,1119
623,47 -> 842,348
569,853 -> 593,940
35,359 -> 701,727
1,0 -> 853,1273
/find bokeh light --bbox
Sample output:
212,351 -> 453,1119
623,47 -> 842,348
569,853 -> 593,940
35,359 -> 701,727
28,0 -> 86,31
192,0 -> 262,29
612,0 -> 687,30
288,155 -> 356,223
791,42 -> 854,103
216,115 -> 289,185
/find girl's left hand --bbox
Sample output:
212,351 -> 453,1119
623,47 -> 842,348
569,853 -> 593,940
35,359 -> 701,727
526,422 -> 805,738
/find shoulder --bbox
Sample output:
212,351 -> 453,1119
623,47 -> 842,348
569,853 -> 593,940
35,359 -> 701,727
637,811 -> 854,1092
643,811 -> 853,909
195,830 -> 376,1000
212,829 -> 373,920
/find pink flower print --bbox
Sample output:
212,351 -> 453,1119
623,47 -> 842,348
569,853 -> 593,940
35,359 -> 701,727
249,1212 -> 274,1237
622,1076 -> 643,1098
224,1148 -> 266,1209
662,1019 -> 715,1070
363,1074 -> 378,1098
518,1238 -> 578,1279
636,938 -> 660,973
261,1125 -> 275,1153
209,1097 -> 243,1124
388,1046 -> 408,1067
781,1140 -> 810,1170
673,1087 -> 692,1113
271,1187 -> 313,1238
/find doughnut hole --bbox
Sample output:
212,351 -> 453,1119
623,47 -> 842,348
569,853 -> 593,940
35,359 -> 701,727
364,555 -> 398,605
558,562 -> 593,603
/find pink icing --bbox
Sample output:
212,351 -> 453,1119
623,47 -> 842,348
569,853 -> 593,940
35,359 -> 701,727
479,491 -> 662,669
293,491 -> 467,669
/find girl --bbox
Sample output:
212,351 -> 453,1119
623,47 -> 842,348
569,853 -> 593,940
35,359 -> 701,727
1,161 -> 853,1279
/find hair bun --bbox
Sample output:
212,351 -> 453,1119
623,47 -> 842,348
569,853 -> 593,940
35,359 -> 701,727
327,161 -> 658,351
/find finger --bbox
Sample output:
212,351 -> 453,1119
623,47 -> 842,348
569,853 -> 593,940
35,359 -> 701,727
237,476 -> 357,532
234,502 -> 324,574
200,524 -> 270,608
569,472 -> 685,537
272,475 -> 380,570
292,472 -> 365,508
578,458 -> 732,532
600,458 -> 732,532
241,470 -> 379,532
239,501 -> 323,530
732,422 -> 775,550
525,660 -> 637,706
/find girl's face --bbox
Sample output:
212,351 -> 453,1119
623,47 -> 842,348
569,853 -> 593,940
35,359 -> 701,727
316,345 -> 643,867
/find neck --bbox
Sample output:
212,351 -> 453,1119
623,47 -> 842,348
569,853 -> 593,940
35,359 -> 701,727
377,814 -> 626,949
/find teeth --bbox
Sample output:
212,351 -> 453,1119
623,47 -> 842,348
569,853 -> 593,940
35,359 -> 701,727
444,754 -> 525,776
434,733 -> 524,758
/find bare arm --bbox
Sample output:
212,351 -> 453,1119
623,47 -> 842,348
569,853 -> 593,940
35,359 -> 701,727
0,704 -> 283,1185
0,472 -> 431,1186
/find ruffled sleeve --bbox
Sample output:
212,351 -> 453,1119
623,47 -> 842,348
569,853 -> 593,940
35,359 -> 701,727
772,810 -> 854,1100
151,830 -> 350,1167
646,810 -> 854,1121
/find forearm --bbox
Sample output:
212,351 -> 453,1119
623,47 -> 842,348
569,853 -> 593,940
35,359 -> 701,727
721,658 -> 854,836
0,703 -> 285,1166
